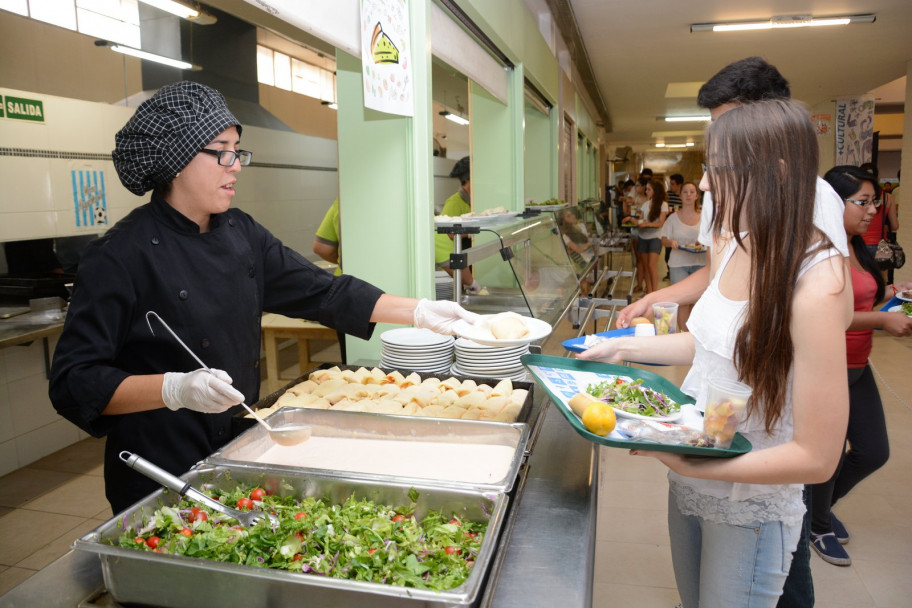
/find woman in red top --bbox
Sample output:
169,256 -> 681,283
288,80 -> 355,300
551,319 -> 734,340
809,166 -> 912,567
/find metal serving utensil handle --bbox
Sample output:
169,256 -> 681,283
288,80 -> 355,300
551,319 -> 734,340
119,451 -> 251,524
144,311 -> 210,371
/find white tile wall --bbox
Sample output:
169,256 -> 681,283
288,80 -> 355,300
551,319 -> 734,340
15,418 -> 81,468
0,439 -> 18,477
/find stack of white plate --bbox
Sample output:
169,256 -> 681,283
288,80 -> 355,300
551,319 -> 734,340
380,328 -> 455,373
434,271 -> 454,301
452,338 -> 529,381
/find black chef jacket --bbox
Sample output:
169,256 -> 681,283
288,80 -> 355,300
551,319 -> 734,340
49,195 -> 383,513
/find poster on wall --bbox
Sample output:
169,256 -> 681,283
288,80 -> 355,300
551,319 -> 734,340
811,113 -> 832,137
70,168 -> 109,229
360,0 -> 414,116
835,97 -> 874,166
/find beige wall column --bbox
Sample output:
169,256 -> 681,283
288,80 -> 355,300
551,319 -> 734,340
896,61 -> 912,286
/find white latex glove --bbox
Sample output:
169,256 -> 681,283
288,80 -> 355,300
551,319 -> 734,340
413,298 -> 481,335
162,368 -> 245,413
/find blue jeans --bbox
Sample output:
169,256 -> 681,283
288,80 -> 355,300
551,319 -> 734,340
670,265 -> 704,284
668,492 -> 801,608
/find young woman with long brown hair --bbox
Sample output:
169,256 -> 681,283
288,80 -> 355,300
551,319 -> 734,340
579,99 -> 852,607
636,179 -> 669,294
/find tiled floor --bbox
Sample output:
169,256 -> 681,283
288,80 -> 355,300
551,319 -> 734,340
2,271 -> 911,606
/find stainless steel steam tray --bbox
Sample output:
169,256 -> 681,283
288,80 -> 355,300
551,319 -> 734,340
73,463 -> 509,608
209,407 -> 529,493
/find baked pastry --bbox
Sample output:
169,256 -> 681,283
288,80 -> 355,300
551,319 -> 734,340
490,313 -> 530,340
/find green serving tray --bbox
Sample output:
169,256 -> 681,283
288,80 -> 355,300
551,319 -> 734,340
521,354 -> 752,458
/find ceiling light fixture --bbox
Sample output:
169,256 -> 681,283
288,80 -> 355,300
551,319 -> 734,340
439,110 -> 469,126
137,0 -> 217,24
663,115 -> 711,122
95,40 -> 200,70
691,13 -> 875,33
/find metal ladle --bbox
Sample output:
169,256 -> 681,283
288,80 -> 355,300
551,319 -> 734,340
145,311 -> 311,446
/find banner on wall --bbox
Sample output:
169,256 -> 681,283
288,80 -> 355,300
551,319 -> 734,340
835,97 -> 874,166
360,0 -> 414,116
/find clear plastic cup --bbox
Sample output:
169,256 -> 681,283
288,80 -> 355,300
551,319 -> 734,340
703,377 -> 752,449
652,302 -> 679,335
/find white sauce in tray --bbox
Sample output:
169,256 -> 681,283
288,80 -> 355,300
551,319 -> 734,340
254,436 -> 517,484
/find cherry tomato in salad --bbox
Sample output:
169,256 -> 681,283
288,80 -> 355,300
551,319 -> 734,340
293,554 -> 303,561
145,536 -> 161,549
134,537 -> 145,545
179,528 -> 193,537
188,507 -> 208,523
368,548 -> 377,555
449,518 -> 461,526
294,512 -> 307,520
444,546 -> 459,555
250,488 -> 267,502
465,531 -> 478,539
236,497 -> 254,510
392,514 -> 406,523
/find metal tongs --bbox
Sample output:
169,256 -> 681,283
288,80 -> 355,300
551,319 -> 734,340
119,451 -> 279,527
145,311 -> 311,446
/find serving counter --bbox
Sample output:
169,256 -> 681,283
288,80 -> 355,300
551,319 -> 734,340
0,388 -> 598,608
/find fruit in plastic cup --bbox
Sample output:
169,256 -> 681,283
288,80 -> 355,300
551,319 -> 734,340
703,378 -> 752,449
652,302 -> 679,335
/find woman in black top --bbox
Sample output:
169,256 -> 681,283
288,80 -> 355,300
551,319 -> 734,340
49,82 -> 477,512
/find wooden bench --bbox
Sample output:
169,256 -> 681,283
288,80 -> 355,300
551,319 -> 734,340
261,313 -> 339,386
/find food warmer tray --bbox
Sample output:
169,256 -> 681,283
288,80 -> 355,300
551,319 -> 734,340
237,363 -> 542,453
211,407 -> 529,493
73,463 -> 509,608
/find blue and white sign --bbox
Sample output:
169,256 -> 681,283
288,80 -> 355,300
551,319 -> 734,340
71,169 -> 108,228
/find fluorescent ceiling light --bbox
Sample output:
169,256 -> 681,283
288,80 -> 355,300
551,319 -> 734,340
138,0 -> 217,24
96,40 -> 199,70
139,0 -> 198,19
691,13 -> 875,33
664,115 -> 711,122
440,110 -> 469,126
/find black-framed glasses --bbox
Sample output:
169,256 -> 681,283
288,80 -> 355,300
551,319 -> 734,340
844,198 -> 882,209
199,148 -> 253,166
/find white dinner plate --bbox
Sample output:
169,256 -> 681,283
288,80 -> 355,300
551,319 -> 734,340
453,315 -> 552,347
896,291 -> 912,303
888,304 -> 912,317
381,355 -> 453,365
609,406 -> 683,424
450,363 -> 528,382
381,344 -> 454,356
380,328 -> 454,347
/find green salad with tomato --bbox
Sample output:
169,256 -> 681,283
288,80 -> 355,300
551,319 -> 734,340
901,301 -> 912,316
586,377 -> 680,418
116,486 -> 485,591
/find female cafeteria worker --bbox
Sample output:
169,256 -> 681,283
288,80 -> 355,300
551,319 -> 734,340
578,99 -> 851,607
49,82 -> 478,513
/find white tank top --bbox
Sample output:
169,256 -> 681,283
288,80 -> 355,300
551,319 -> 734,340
671,237 -> 839,526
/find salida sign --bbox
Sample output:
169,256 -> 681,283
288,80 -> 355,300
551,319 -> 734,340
0,95 -> 45,122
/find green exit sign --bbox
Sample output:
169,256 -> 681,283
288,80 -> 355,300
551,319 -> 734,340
2,95 -> 45,122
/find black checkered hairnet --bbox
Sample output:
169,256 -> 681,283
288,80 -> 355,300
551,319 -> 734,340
113,81 -> 242,195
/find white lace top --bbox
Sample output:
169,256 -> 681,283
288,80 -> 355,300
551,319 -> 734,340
672,237 -> 839,527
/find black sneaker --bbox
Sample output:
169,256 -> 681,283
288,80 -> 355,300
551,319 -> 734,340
811,531 -> 851,566
831,513 -> 849,545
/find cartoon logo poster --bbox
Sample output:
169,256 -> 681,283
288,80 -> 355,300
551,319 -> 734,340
360,0 -> 413,116
70,168 -> 109,229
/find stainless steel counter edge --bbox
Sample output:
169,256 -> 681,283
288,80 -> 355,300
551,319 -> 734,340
0,393 -> 599,608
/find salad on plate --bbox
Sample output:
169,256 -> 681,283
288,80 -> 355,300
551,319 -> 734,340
586,377 -> 682,420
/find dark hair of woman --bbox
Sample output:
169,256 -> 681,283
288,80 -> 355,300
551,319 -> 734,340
647,179 -> 667,221
823,165 -> 886,303
705,98 -> 839,433
636,177 -> 649,188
